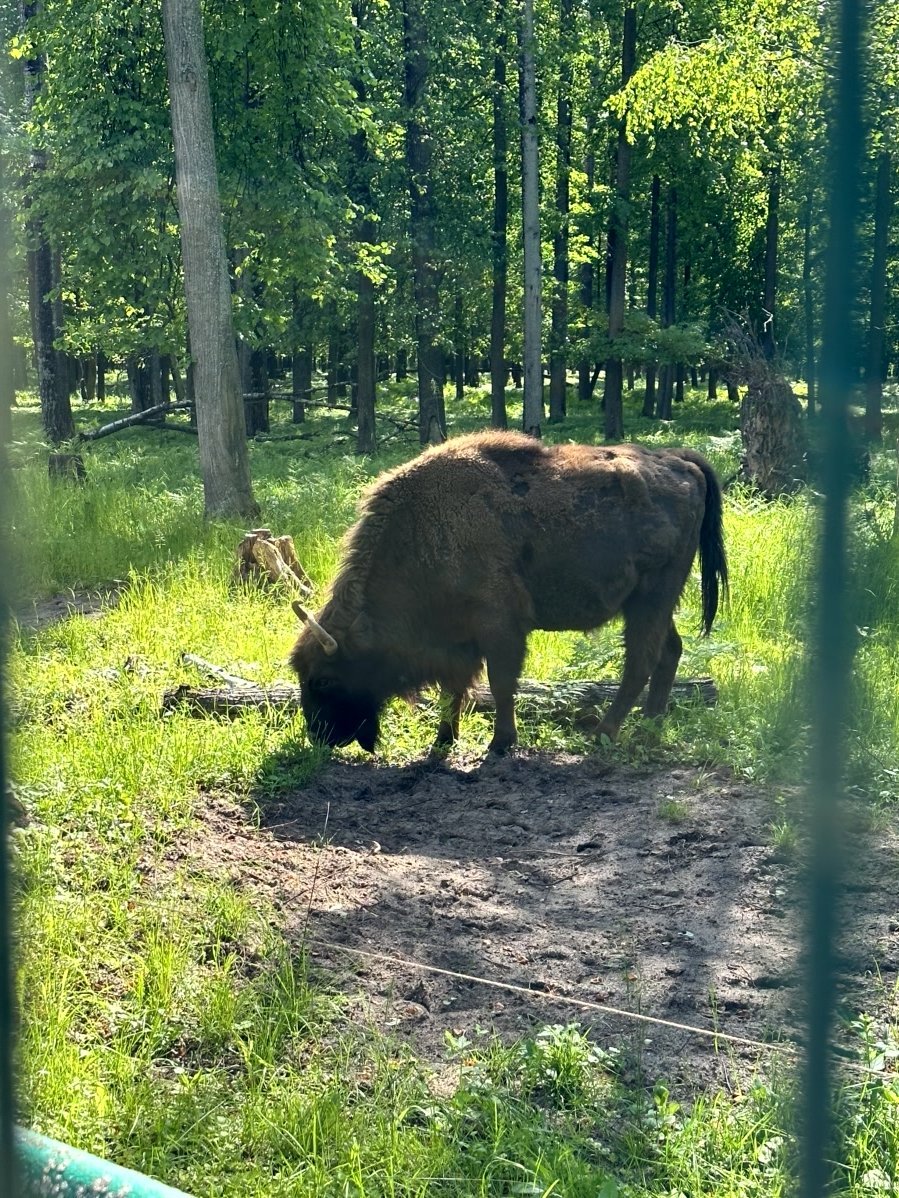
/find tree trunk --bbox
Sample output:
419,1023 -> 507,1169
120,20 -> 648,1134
162,0 -> 257,519
489,0 -> 509,429
292,348 -> 311,424
548,0 -> 573,424
127,356 -> 152,412
396,346 -> 408,382
740,379 -> 807,496
0,193 -> 13,447
21,2 -> 74,445
802,191 -> 816,417
80,355 -> 97,404
519,0 -> 542,437
245,348 -> 269,435
761,163 -> 780,360
356,269 -> 377,454
576,107 -> 596,403
453,291 -> 466,403
603,5 -> 636,442
642,172 -> 661,417
149,349 -> 164,410
327,330 -> 340,403
170,357 -> 186,403
403,0 -> 445,446
657,186 -> 677,420
51,249 -> 78,401
97,352 -> 106,402
864,151 -> 891,442
707,368 -> 718,400
351,2 -> 377,456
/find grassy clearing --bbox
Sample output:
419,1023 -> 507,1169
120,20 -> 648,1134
7,381 -> 899,1194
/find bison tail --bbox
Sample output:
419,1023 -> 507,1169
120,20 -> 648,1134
696,460 -> 729,636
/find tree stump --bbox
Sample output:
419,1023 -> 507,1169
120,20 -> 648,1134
234,529 -> 313,595
740,379 -> 807,497
48,453 -> 86,482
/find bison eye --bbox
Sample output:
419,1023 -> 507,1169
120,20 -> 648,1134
310,676 -> 337,694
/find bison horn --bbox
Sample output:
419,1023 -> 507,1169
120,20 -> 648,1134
292,601 -> 338,656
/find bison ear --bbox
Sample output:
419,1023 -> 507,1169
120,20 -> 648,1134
348,611 -> 375,650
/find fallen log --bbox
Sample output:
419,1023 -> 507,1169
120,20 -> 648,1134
161,673 -> 717,722
77,401 -> 193,442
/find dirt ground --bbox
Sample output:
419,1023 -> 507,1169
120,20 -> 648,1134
182,748 -> 899,1093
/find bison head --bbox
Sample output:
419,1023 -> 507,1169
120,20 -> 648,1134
291,601 -> 383,752
300,674 -> 381,752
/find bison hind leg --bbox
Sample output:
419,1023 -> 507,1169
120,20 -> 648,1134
484,630 -> 528,754
596,596 -> 679,741
643,622 -> 683,719
433,689 -> 466,752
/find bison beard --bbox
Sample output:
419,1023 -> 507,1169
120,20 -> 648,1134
290,431 -> 728,754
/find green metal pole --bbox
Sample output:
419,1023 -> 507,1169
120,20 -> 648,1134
0,18 -> 20,1193
802,0 -> 864,1195
17,1129 -> 192,1197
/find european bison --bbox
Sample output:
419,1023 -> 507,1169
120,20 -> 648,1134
291,431 -> 727,754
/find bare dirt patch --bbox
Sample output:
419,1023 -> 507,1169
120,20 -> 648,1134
15,583 -> 124,633
181,750 -> 899,1091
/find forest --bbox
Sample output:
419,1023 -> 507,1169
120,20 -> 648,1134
2,0 -> 899,1194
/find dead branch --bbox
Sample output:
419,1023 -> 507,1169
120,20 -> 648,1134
77,401 -> 193,442
181,653 -> 257,688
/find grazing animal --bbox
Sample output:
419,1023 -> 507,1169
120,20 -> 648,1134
291,430 -> 727,754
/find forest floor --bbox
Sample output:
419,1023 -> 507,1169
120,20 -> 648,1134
177,745 -> 899,1095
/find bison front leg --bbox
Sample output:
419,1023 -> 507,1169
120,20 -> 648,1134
433,690 -> 465,751
484,631 -> 527,754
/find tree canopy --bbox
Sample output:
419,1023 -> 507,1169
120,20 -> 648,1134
3,0 -> 898,447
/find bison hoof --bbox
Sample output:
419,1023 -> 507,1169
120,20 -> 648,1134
487,736 -> 517,756
594,721 -> 620,745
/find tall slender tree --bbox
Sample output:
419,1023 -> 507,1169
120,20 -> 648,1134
162,0 -> 257,519
548,0 -> 573,423
802,189 -> 817,415
657,184 -> 677,419
489,0 -> 509,429
402,0 -> 445,445
603,5 -> 636,441
519,0 -> 542,437
351,0 -> 377,455
642,172 -> 661,417
760,160 -> 781,359
864,151 -> 891,441
20,0 -> 74,446
576,99 -> 597,403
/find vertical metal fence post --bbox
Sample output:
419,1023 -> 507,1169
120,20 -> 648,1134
803,0 -> 865,1195
0,139 -> 20,1198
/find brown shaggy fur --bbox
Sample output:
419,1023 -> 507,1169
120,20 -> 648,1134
291,431 -> 728,753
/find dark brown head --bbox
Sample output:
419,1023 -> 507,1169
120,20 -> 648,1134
290,601 -> 382,752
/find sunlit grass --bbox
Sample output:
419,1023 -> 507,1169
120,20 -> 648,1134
7,382 -> 899,1193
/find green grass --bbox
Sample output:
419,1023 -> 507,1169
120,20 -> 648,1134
7,379 -> 899,1194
